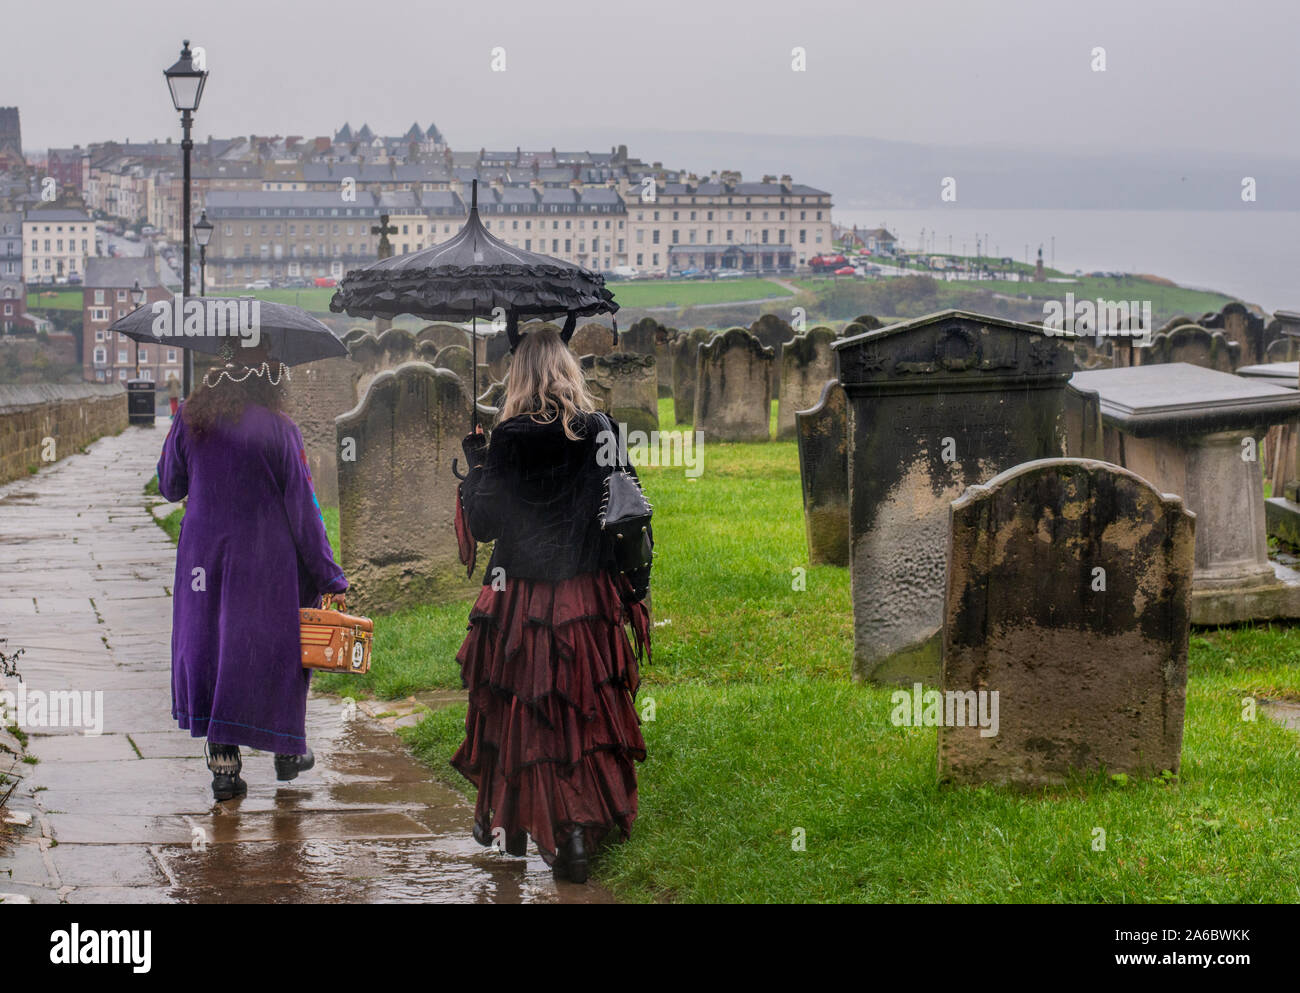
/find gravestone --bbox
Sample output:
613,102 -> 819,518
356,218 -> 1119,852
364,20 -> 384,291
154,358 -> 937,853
693,327 -> 774,442
1238,362 -> 1299,505
751,313 -> 795,399
1203,301 -> 1268,366
569,322 -> 616,357
833,310 -> 1074,684
416,323 -> 469,351
671,327 -> 713,425
433,344 -> 474,383
777,327 -> 838,440
352,327 -> 420,399
795,379 -> 849,565
620,317 -> 662,357
342,327 -> 372,346
283,354 -> 362,507
335,361 -> 476,614
940,458 -> 1194,787
581,352 -> 659,435
1063,381 -> 1104,458
850,314 -> 884,332
1138,324 -> 1240,373
1073,362 -> 1300,624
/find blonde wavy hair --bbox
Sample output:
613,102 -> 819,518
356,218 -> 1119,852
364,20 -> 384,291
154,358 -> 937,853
499,324 -> 598,440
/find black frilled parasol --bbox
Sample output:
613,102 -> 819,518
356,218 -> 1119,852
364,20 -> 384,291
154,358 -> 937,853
329,179 -> 620,471
329,179 -> 618,351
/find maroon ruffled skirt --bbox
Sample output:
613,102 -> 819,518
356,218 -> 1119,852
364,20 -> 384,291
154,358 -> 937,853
450,569 -> 649,867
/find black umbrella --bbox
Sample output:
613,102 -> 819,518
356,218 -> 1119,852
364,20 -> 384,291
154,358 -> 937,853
110,296 -> 347,366
329,180 -> 619,435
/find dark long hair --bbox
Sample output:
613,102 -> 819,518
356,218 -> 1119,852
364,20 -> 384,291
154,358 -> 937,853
182,360 -> 288,439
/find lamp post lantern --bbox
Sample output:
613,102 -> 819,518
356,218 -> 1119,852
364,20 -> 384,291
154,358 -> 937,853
164,39 -> 208,397
194,208 -> 213,297
130,279 -> 145,377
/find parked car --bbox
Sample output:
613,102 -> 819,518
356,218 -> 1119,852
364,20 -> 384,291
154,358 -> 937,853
714,268 -> 744,279
833,266 -> 858,277
244,279 -> 272,290
610,265 -> 638,279
68,273 -> 83,285
677,268 -> 702,278
809,253 -> 849,273
313,276 -> 337,288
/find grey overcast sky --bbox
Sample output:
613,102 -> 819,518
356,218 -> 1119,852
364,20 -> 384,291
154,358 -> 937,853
7,0 -> 1298,157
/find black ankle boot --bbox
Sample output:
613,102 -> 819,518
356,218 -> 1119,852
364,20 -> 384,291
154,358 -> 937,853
564,828 -> 588,884
206,743 -> 246,802
273,747 -> 315,782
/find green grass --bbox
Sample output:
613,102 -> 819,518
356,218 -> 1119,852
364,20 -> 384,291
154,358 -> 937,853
145,405 -> 1300,903
379,397 -> 1300,903
24,288 -> 82,310
607,278 -> 793,310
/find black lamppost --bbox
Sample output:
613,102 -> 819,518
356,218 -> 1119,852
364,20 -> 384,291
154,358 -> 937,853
194,209 -> 213,296
130,279 -> 145,377
164,39 -> 208,398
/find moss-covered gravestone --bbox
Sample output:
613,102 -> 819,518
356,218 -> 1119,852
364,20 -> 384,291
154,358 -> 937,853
1138,325 -> 1240,373
940,458 -> 1194,787
581,352 -> 659,435
777,327 -> 838,440
283,354 -> 361,507
569,322 -> 616,358
671,327 -> 713,425
796,379 -> 849,566
832,310 -> 1073,684
416,323 -> 469,351
335,362 -> 477,615
694,328 -> 773,442
432,344 -> 474,383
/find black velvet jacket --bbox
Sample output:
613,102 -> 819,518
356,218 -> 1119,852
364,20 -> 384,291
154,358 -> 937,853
460,410 -> 649,590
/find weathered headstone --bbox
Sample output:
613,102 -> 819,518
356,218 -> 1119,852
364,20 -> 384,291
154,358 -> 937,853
694,327 -> 774,442
416,323 -> 469,351
620,317 -> 661,356
1203,301 -> 1267,366
581,352 -> 659,435
1138,324 -> 1240,373
777,327 -> 838,440
352,327 -> 420,399
1063,381 -> 1103,458
795,379 -> 849,566
283,354 -> 361,507
833,310 -> 1074,684
569,322 -> 616,357
939,458 -> 1194,787
751,313 -> 795,399
671,327 -> 713,425
433,344 -> 474,383
342,327 -> 372,346
335,361 -> 476,614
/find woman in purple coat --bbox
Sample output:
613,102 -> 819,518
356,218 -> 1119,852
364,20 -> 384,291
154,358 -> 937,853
157,343 -> 347,801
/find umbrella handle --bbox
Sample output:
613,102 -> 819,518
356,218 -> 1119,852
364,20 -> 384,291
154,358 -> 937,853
451,457 -> 468,481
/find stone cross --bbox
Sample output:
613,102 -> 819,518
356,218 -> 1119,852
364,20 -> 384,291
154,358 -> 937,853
371,214 -> 398,260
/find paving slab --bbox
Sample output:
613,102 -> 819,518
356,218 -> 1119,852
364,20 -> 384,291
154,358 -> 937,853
0,420 -> 612,904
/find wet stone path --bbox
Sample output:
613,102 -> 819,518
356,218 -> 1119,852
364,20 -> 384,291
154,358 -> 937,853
0,419 -> 611,904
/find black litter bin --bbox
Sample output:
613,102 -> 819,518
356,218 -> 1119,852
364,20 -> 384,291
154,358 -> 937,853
126,379 -> 156,426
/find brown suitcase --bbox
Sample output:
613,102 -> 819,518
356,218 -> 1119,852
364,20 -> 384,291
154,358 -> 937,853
299,608 -> 374,674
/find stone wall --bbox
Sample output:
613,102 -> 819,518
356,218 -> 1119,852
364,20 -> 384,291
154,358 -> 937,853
0,383 -> 127,486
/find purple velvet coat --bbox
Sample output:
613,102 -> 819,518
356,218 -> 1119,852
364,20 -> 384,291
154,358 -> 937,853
157,403 -> 347,754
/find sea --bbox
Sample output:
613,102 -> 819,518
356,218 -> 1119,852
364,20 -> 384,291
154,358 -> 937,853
833,208 -> 1300,314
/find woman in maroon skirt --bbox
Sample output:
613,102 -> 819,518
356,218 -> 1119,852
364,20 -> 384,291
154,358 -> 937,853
452,325 -> 651,883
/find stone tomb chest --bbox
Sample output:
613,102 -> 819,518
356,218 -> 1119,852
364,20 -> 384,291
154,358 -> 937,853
1070,362 -> 1300,625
